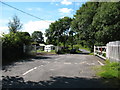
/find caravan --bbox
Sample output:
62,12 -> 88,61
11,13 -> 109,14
44,45 -> 55,52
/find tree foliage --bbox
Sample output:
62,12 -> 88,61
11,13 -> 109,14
32,31 -> 44,43
8,15 -> 23,33
2,31 -> 31,64
2,15 -> 32,64
44,2 -> 120,52
45,17 -> 72,47
71,2 -> 100,49
92,2 -> 120,45
71,2 -> 120,51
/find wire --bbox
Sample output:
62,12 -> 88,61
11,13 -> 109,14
0,1 -> 52,23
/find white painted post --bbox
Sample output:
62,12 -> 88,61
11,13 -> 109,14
119,41 -> 120,62
115,41 -> 120,62
106,43 -> 109,59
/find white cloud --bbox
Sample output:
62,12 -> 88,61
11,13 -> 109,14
61,0 -> 72,5
26,8 -> 42,11
22,20 -> 54,41
59,8 -> 73,14
0,27 -> 9,36
23,20 -> 54,34
0,19 -> 9,24
0,19 -> 10,36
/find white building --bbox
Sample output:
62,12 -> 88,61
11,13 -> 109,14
44,45 -> 55,52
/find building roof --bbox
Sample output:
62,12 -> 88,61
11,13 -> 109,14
45,45 -> 54,47
39,44 -> 45,46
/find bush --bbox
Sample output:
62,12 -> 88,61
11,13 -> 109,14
74,45 -> 79,50
2,32 -> 31,64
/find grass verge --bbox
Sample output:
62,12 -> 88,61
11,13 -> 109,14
89,52 -> 94,55
95,60 -> 120,87
97,60 -> 120,79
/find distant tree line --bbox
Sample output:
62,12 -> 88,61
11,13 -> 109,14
45,2 -> 120,51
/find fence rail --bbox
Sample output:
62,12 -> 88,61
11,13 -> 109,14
94,46 -> 107,60
94,41 -> 120,62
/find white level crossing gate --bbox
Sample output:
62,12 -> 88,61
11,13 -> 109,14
94,41 -> 120,62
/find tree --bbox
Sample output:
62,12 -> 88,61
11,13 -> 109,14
32,31 -> 44,43
71,2 -> 120,52
8,15 -> 23,33
45,17 -> 72,47
92,2 -> 120,45
71,2 -> 100,50
68,30 -> 75,49
2,31 -> 31,63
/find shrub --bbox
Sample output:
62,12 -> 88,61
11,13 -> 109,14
2,32 -> 31,64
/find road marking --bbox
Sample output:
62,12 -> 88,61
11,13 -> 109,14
38,65 -> 44,67
22,67 -> 37,75
34,67 -> 37,69
98,61 -> 104,66
79,61 -> 86,64
64,62 -> 71,64
74,63 -> 78,64
50,69 -> 54,71
86,63 -> 95,65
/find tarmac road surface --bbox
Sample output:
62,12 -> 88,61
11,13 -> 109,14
2,54 -> 118,88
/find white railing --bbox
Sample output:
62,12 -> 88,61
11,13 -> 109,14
94,41 -> 120,62
94,46 -> 107,60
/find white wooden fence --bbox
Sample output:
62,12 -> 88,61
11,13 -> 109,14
94,46 -> 107,60
94,41 -> 120,62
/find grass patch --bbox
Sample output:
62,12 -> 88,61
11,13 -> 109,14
96,60 -> 120,79
74,44 -> 90,51
37,49 -> 46,53
37,50 -> 56,55
89,52 -> 94,55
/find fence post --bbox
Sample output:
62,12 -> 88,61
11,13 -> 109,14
35,45 -> 37,55
118,41 -> 120,62
23,44 -> 26,53
106,43 -> 109,59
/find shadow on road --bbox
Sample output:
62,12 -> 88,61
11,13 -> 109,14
76,52 -> 90,55
2,56 -> 52,71
33,56 -> 52,60
2,76 -> 119,89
